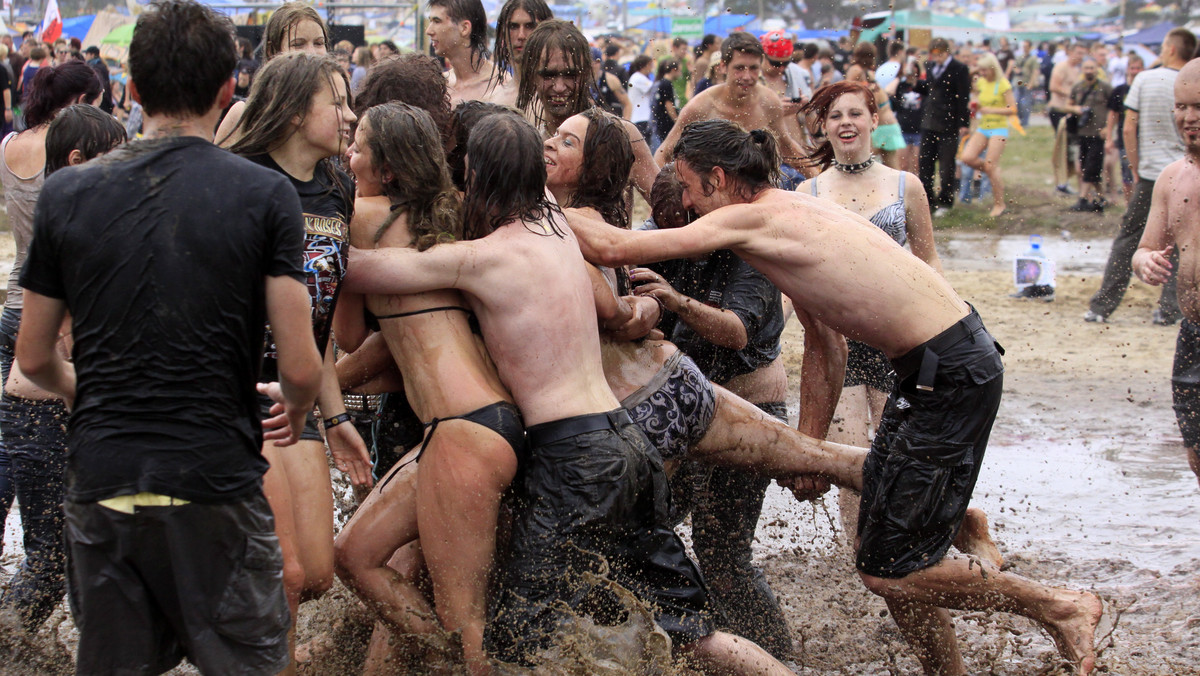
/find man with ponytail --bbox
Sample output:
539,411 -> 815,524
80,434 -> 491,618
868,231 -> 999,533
570,118 -> 1105,676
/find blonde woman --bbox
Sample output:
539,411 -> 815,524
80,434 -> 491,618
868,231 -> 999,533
960,51 -> 1016,217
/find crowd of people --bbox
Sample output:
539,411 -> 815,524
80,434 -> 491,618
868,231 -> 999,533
8,0 -> 1200,674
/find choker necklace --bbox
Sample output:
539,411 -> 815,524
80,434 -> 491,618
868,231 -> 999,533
833,156 -> 875,174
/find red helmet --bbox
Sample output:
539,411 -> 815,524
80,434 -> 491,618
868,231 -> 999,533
760,30 -> 794,61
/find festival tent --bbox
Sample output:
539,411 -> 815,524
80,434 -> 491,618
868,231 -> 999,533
100,22 -> 134,47
859,10 -> 988,43
61,14 -> 95,41
1110,21 -> 1177,46
630,15 -> 672,33
704,14 -> 755,36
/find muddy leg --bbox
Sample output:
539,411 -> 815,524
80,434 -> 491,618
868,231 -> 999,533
860,556 -> 1103,675
678,631 -> 795,675
885,598 -> 965,675
416,423 -> 517,675
1189,447 -> 1200,489
952,507 -> 1003,568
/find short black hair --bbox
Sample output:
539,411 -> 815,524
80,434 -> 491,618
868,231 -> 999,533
673,119 -> 780,201
129,0 -> 236,117
83,45 -> 100,56
656,58 -> 679,79
721,32 -> 763,65
45,103 -> 126,176
604,43 -> 620,58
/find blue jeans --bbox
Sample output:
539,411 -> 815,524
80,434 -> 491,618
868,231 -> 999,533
0,306 -> 22,555
0,393 -> 69,631
1016,85 -> 1034,128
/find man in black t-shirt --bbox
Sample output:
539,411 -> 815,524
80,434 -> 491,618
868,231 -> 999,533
14,2 -> 322,673
651,58 -> 680,151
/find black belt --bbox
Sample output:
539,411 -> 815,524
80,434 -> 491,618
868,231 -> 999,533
890,308 -> 997,391
526,408 -> 632,448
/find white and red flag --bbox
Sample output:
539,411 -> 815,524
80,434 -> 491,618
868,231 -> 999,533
40,0 -> 62,43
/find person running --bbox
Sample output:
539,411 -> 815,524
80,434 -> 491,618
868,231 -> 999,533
492,0 -> 552,94
515,19 -> 659,200
960,51 -> 1016,218
216,1 -> 330,147
11,2 -> 324,672
568,119 -> 1105,676
228,51 -> 373,675
346,112 -> 799,674
0,60 -> 102,564
0,105 -> 125,638
427,0 -> 516,106
654,32 -> 809,175
333,103 -> 519,675
1131,58 -> 1200,489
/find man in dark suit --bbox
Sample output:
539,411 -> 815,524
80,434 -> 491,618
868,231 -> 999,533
916,38 -> 971,214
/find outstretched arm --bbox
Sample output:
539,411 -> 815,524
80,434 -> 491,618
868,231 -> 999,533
564,206 -> 746,269
345,240 -> 489,297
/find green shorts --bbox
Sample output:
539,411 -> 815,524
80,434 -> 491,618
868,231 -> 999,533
872,123 -> 906,152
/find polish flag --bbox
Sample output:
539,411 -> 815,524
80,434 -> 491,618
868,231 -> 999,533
40,0 -> 62,44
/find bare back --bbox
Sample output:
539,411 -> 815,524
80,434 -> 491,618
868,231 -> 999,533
367,211 -> 511,422
457,215 -> 620,425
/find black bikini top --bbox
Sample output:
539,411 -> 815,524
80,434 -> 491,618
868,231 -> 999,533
364,305 -> 480,335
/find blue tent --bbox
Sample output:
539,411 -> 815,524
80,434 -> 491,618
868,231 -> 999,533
631,16 -> 672,33
704,14 -> 755,36
62,14 -> 95,41
1114,21 -> 1176,46
793,28 -> 847,41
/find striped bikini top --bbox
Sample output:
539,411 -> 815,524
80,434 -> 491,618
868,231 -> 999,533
809,171 -> 907,246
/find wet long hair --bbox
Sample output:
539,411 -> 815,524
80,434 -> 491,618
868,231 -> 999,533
44,104 -> 126,175
672,119 -> 780,201
447,100 -> 515,190
362,103 -> 461,251
649,163 -> 693,230
493,0 -> 552,82
461,112 -> 562,240
354,54 -> 453,152
261,2 -> 328,60
515,19 -> 594,127
563,109 -> 633,230
801,81 -> 876,170
229,52 -> 353,216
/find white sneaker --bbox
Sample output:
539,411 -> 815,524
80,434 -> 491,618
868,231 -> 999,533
1082,310 -> 1107,323
933,207 -> 951,217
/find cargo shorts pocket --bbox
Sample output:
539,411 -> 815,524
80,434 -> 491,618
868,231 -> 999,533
878,433 -> 975,533
213,532 -> 289,644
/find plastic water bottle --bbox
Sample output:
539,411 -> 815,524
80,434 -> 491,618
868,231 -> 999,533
1011,235 -> 1056,301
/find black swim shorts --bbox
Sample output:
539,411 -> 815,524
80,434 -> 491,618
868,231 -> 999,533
844,339 -> 896,392
1172,319 -> 1200,451
623,351 -> 717,461
488,409 -> 715,664
857,310 -> 1004,579
65,491 -> 290,675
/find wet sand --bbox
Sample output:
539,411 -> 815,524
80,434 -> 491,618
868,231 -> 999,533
3,235 -> 1199,674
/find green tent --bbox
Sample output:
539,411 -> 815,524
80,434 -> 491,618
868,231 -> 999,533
100,23 -> 135,46
859,10 -> 988,43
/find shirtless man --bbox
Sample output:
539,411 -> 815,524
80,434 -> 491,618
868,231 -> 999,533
1132,58 -> 1200,488
1050,43 -> 1086,193
426,0 -> 516,106
653,32 -> 809,175
516,19 -> 658,199
570,119 -> 1105,676
345,111 -> 795,674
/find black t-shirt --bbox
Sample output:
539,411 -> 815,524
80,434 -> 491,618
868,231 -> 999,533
651,77 -> 676,137
1108,83 -> 1130,149
660,250 -> 784,383
0,65 -> 11,110
996,48 -> 1015,75
893,80 -> 923,135
20,136 -> 306,503
245,153 -> 353,380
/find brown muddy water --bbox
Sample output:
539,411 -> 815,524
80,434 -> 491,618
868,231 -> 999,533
2,234 -> 1198,674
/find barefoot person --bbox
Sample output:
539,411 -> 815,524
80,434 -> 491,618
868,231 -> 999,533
12,2 -> 323,672
427,0 -> 516,106
333,103 -> 521,674
570,119 -> 1105,676
960,52 -> 1016,218
1132,58 -> 1200,489
347,111 -> 798,674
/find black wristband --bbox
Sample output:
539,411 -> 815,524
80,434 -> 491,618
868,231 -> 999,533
323,412 -> 353,430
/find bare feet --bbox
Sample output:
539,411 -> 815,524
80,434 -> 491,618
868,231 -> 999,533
1041,590 -> 1103,676
989,204 -> 1006,218
953,507 -> 1004,568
